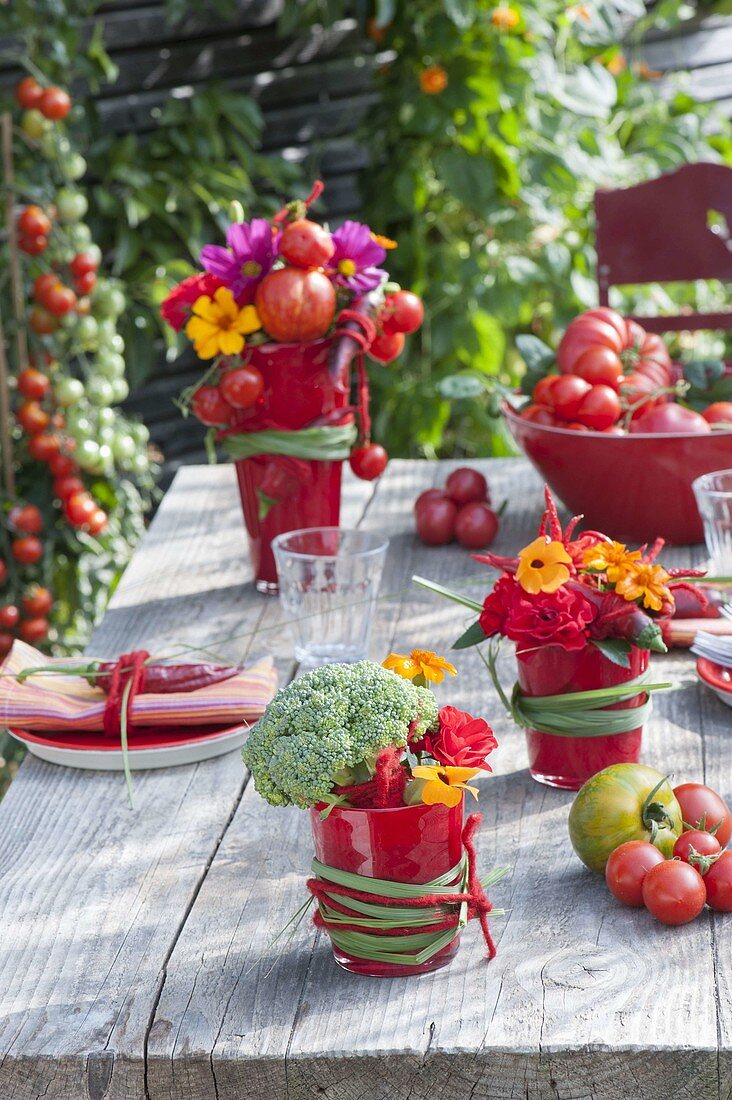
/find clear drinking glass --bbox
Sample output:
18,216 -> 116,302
693,470 -> 732,573
272,528 -> 388,664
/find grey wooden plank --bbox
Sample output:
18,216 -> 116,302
643,19 -> 732,71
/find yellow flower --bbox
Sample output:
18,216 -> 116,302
371,232 -> 398,250
516,537 -> 572,594
411,765 -> 481,807
383,649 -> 457,684
582,541 -> 642,583
614,561 -> 672,612
491,6 -> 520,30
185,287 -> 261,360
419,65 -> 448,95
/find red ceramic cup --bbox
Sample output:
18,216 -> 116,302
310,800 -> 464,977
517,644 -> 649,790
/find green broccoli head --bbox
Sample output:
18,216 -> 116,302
241,661 -> 438,808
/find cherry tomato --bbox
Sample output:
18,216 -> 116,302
12,536 -> 43,565
0,606 -> 19,629
279,219 -> 334,268
520,403 -> 556,426
673,829 -> 721,874
33,273 -> 60,307
87,509 -> 108,536
674,783 -> 732,846
20,616 -> 49,643
28,433 -> 60,462
73,271 -> 96,296
572,346 -> 623,389
22,586 -> 53,616
18,205 -> 51,238
551,375 -> 592,421
220,366 -> 264,409
455,502 -> 499,549
382,291 -> 424,335
349,443 -> 389,481
17,401 -> 50,435
48,452 -> 77,478
53,476 -> 84,500
64,492 -> 96,527
415,488 -> 447,513
0,632 -> 15,656
39,86 -> 71,120
703,851 -> 732,911
19,235 -> 48,256
445,467 -> 489,506
576,384 -> 621,431
44,284 -> 77,316
191,386 -> 232,427
29,306 -> 58,335
368,330 -> 405,364
703,402 -> 732,427
630,404 -> 711,435
605,841 -> 665,907
15,77 -> 43,109
641,860 -> 706,926
69,251 -> 99,278
563,421 -> 590,432
532,376 -> 557,407
415,497 -> 458,546
17,366 -> 50,401
9,504 -> 43,535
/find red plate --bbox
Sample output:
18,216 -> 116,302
696,658 -> 732,708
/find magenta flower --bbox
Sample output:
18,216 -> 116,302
200,218 -> 277,303
330,221 -> 387,295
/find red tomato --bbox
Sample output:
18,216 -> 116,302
39,86 -> 71,120
368,330 -> 405,364
17,366 -> 50,400
0,605 -> 19,629
33,273 -> 60,307
572,346 -> 623,389
69,251 -> 99,278
18,205 -> 51,238
605,840 -> 665,907
190,386 -> 232,427
73,271 -> 96,296
9,504 -> 43,535
532,376 -> 557,407
19,235 -> 48,256
674,783 -> 732,846
445,467 -> 489,506
28,433 -> 60,462
29,306 -> 58,335
602,424 -> 625,436
641,860 -> 706,926
22,585 -> 53,616
53,475 -> 85,500
564,421 -> 590,431
558,310 -> 671,401
455,502 -> 499,549
87,509 -> 108,535
703,851 -> 732,911
255,268 -> 336,343
64,492 -> 96,527
16,77 -> 43,109
279,219 -> 334,268
17,401 -> 50,435
673,829 -> 722,874
20,616 -> 49,643
551,375 -> 592,421
48,452 -> 77,478
12,536 -> 43,565
575,384 -> 621,431
415,497 -> 458,546
0,559 -> 6,585
220,366 -> 264,409
0,632 -> 14,655
349,443 -> 388,481
382,291 -> 424,335
703,402 -> 732,427
520,403 -> 556,426
415,489 -> 447,512
630,404 -> 711,435
44,284 -> 77,316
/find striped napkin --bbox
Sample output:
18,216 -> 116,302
0,641 -> 277,734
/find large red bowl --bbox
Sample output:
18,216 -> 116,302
504,403 -> 732,544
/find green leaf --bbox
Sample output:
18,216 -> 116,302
683,359 -> 725,391
437,374 -> 487,399
434,148 -> 496,210
515,334 -> 555,371
453,621 -> 488,650
592,638 -> 632,668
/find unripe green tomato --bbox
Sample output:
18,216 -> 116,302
55,377 -> 85,407
62,154 -> 87,181
130,422 -> 150,445
21,109 -> 49,138
96,351 -> 125,379
112,433 -> 137,463
111,378 -> 129,403
70,414 -> 92,438
76,315 -> 98,348
93,284 -> 126,319
76,439 -> 101,471
131,452 -> 150,476
68,223 -> 92,248
86,377 -> 114,407
97,407 -> 116,428
109,333 -> 125,354
39,131 -> 60,159
98,425 -> 115,445
86,243 -> 103,267
56,188 -> 88,223
59,310 -> 78,328
97,443 -> 113,470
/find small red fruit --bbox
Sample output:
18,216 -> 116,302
220,366 -> 264,409
455,502 -> 499,549
279,219 -> 334,269
255,267 -> 336,343
22,585 -> 53,616
520,403 -> 556,426
349,443 -> 389,481
0,560 -> 6,585
703,402 -> 732,427
414,488 -> 447,512
9,504 -> 43,535
33,273 -> 60,307
0,606 -> 19,629
44,284 -> 77,316
19,616 -> 50,643
64,492 -> 96,527
368,330 -> 405,363
48,452 -> 77,478
17,401 -> 51,435
69,251 -> 99,278
415,497 -> 458,546
53,475 -> 85,500
12,536 -> 43,565
39,86 -> 71,120
87,509 -> 108,536
445,467 -> 489,506
28,433 -> 60,462
73,271 -> 96,296
551,374 -> 592,421
16,77 -> 43,110
382,290 -> 424,335
18,366 -> 50,400
29,306 -> 58,334
19,205 -> 51,238
0,632 -> 14,656
191,386 -> 232,427
576,384 -> 622,431
19,235 -> 48,256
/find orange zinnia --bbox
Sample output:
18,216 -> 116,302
491,6 -> 519,30
516,537 -> 572,595
615,561 -> 672,612
582,541 -> 641,583
411,765 -> 481,807
383,649 -> 457,684
419,65 -> 448,95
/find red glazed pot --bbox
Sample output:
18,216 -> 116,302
230,339 -> 349,592
517,644 -> 649,790
504,403 -> 732,545
310,800 -> 464,977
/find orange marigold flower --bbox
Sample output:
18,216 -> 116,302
371,232 -> 398,250
419,65 -> 448,95
614,561 -> 672,612
410,764 -> 481,807
383,649 -> 457,684
582,540 -> 641,583
516,537 -> 572,595
491,6 -> 520,30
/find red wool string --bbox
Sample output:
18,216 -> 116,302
102,650 -> 149,739
333,309 -> 377,445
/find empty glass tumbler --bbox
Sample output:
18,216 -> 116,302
272,527 -> 389,664
693,469 -> 732,573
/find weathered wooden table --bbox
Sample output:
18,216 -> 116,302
0,458 -> 729,1100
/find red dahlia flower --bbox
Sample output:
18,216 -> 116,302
505,585 -> 597,653
160,273 -> 225,331
428,706 -> 498,769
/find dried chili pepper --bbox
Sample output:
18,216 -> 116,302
17,656 -> 241,693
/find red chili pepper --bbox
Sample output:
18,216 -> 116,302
88,660 -> 241,695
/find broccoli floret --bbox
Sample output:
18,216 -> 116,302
242,661 -> 438,808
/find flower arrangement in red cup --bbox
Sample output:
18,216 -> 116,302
241,654 -> 504,977
159,183 -> 424,591
416,488 -> 706,791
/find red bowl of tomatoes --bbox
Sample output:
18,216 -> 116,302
503,402 -> 732,544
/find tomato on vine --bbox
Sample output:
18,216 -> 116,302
69,251 -> 99,278
73,271 -> 96,295
674,783 -> 732,847
15,77 -> 43,109
641,860 -> 706,926
17,366 -> 50,401
17,402 -> 51,435
368,330 -> 404,364
381,290 -> 424,335
220,366 -> 264,409
12,536 -> 43,565
704,851 -> 732,912
32,274 -> 59,307
28,434 -> 60,462
191,386 -> 232,426
605,841 -> 665,907
44,284 -> 77,316
9,504 -> 43,536
87,509 -> 109,536
279,219 -> 334,268
349,443 -> 389,481
19,235 -> 48,256
39,86 -> 71,120
64,492 -> 96,527
19,617 -> 50,643
0,606 -> 20,629
53,475 -> 85,500
22,586 -> 53,616
29,306 -> 58,334
19,205 -> 51,238
673,829 -> 722,874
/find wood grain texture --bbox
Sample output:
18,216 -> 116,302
0,459 -> 728,1100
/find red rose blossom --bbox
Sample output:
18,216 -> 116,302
478,574 -> 517,637
505,585 -> 596,652
160,273 -> 225,331
427,705 -> 498,769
